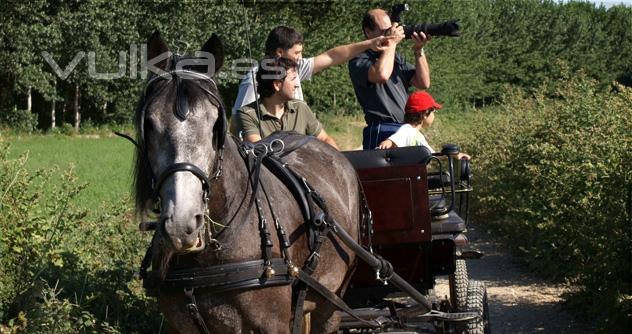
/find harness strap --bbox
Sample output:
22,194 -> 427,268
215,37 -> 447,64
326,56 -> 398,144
255,197 -> 274,269
291,287 -> 308,334
296,270 -> 378,328
261,156 -> 312,226
243,146 -> 277,272
260,179 -> 293,263
324,214 -> 433,312
292,214 -> 329,334
155,162 -> 210,195
184,288 -> 211,334
137,233 -> 156,280
144,258 -> 293,296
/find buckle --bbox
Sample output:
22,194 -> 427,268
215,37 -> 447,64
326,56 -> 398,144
269,139 -> 285,154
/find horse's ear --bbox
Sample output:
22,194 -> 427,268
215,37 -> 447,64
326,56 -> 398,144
201,34 -> 224,74
147,30 -> 170,71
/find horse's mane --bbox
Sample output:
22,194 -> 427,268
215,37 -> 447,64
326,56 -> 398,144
132,73 -> 222,219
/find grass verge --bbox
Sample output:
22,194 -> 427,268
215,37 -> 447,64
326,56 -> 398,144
5,134 -> 134,216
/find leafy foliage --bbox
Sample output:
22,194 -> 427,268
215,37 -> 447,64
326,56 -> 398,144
446,73 -> 632,332
0,142 -> 159,333
1,1 -> 631,129
0,108 -> 38,133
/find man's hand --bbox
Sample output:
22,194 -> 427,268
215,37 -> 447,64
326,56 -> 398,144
316,129 -> 339,150
370,35 -> 397,52
245,133 -> 262,143
385,23 -> 405,46
456,152 -> 471,160
411,31 -> 430,51
409,30 -> 431,89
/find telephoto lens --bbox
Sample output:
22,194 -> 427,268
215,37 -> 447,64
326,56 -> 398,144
403,20 -> 461,38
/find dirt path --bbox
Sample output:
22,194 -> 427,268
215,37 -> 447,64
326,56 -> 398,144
436,225 -> 595,334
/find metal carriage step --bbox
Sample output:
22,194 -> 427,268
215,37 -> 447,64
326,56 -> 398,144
338,306 -> 480,328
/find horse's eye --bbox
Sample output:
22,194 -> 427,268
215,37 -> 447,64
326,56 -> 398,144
144,118 -> 155,134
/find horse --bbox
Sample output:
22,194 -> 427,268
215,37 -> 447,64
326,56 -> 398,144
131,31 -> 363,333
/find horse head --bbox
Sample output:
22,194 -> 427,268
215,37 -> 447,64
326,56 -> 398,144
134,31 -> 225,254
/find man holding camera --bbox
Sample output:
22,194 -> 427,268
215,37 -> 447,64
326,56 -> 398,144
349,8 -> 431,150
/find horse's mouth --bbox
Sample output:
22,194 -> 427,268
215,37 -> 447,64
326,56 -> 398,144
172,228 -> 206,254
180,230 -> 206,253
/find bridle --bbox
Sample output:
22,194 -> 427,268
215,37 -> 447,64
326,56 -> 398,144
117,59 -> 227,239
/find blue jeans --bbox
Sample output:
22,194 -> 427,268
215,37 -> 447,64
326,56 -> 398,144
362,122 -> 402,150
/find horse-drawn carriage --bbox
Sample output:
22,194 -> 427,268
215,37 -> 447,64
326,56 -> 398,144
339,145 -> 489,333
126,32 -> 490,333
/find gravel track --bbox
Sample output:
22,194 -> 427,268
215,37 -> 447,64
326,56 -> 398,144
435,225 -> 595,333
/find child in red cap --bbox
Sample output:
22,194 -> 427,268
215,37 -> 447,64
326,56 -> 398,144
378,91 -> 470,159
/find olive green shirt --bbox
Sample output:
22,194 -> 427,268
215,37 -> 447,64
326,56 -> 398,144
233,100 -> 323,139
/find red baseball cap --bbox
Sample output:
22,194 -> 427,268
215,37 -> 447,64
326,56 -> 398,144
405,91 -> 442,114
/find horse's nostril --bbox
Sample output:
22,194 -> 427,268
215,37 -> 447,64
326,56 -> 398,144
195,214 -> 204,229
184,215 -> 204,235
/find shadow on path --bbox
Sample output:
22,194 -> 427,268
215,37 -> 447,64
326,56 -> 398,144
464,225 -> 595,334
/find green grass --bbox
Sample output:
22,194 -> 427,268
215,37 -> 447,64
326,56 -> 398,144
2,111 -> 480,214
318,112 -> 365,150
5,134 -> 135,215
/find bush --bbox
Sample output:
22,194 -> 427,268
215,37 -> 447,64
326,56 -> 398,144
0,142 -> 160,333
461,74 -> 632,331
0,108 -> 38,134
0,280 -> 119,334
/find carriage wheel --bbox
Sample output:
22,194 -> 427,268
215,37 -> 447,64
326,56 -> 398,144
449,259 -> 469,311
464,280 -> 490,334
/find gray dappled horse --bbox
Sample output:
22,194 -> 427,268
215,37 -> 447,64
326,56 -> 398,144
132,32 -> 362,333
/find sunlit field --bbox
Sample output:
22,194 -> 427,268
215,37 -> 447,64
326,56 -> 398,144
4,112 -> 474,210
4,113 -> 474,212
7,134 -> 135,214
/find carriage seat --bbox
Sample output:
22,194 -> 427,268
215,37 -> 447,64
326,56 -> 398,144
342,146 -> 433,170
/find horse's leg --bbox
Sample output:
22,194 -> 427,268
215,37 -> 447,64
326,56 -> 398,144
237,287 -> 293,333
308,301 -> 341,334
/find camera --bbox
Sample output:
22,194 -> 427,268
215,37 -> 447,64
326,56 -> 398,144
390,3 -> 460,38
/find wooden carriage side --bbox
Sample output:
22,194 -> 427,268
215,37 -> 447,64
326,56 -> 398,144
343,147 -> 437,293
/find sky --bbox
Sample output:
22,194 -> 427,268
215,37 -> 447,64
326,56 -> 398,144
578,0 -> 632,6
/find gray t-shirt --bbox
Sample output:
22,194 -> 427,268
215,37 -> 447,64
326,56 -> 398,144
349,50 -> 415,124
231,57 -> 315,115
